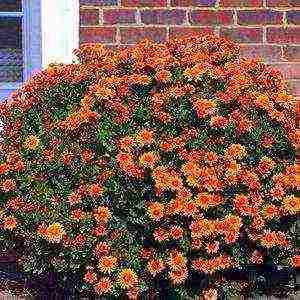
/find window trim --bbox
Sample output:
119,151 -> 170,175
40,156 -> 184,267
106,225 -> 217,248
0,0 -> 42,89
41,0 -> 79,67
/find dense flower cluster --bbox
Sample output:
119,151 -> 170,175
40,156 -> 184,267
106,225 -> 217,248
0,34 -> 298,298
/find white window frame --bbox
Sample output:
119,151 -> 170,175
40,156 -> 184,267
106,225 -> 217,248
41,0 -> 79,67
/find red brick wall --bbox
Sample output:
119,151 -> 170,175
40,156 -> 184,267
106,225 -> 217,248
79,0 -> 299,99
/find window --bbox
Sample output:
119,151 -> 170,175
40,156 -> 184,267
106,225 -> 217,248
0,0 -> 42,101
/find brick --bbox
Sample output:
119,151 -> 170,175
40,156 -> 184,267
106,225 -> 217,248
189,10 -> 233,26
121,0 -> 167,7
140,9 -> 186,25
169,26 -> 215,39
220,27 -> 263,43
239,45 -> 282,62
80,27 -> 117,43
171,0 -> 217,6
266,0 -> 300,7
80,0 -> 118,5
120,27 -> 167,44
282,46 -> 300,62
220,0 -> 263,6
287,11 -> 300,25
285,80 -> 300,96
237,10 -> 283,25
103,9 -> 136,24
80,9 -> 99,25
271,63 -> 300,79
267,27 -> 300,44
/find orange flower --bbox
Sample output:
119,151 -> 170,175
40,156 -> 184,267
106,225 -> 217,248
139,151 -> 160,168
210,115 -> 228,129
290,255 -> 300,268
225,144 -> 247,159
170,225 -> 184,240
136,129 -> 154,145
1,178 -> 16,192
206,242 -> 220,254
46,222 -> 65,243
282,195 -> 300,214
94,277 -> 113,295
193,98 -> 216,119
0,162 -> 10,175
3,216 -> 17,230
62,150 -> 74,165
153,228 -> 169,242
24,134 -> 39,150
98,256 -> 118,274
255,94 -> 272,109
94,241 -> 110,258
168,251 -> 187,271
155,69 -> 172,83
70,209 -> 84,221
147,259 -> 165,276
118,268 -> 138,289
119,136 -> 135,151
84,271 -> 98,284
147,202 -> 164,221
263,204 -> 281,219
169,266 -> 188,285
89,183 -> 104,198
94,206 -> 112,223
260,231 -> 289,248
81,149 -> 94,163
67,191 -> 82,206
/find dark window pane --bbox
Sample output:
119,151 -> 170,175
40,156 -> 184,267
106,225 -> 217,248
0,0 -> 22,12
0,17 -> 23,82
0,65 -> 23,82
0,17 -> 22,49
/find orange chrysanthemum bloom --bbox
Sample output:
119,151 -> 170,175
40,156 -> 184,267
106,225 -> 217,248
139,151 -> 160,168
46,222 -> 65,243
170,225 -> 184,240
282,195 -> 300,214
290,255 -> 300,268
147,259 -> 165,276
94,206 -> 112,223
81,149 -> 94,163
24,134 -> 39,150
89,183 -> 104,198
255,94 -> 272,109
67,191 -> 82,206
263,204 -> 281,219
119,136 -> 135,151
225,144 -> 247,159
94,277 -> 113,295
94,241 -> 110,258
0,162 -> 10,175
169,266 -> 188,285
147,202 -> 164,221
206,242 -> 220,254
62,150 -> 74,165
84,271 -> 98,284
70,208 -> 85,221
98,256 -> 118,274
155,69 -> 172,83
136,129 -> 154,145
14,160 -> 26,171
3,216 -> 17,230
1,178 -> 16,192
193,98 -> 216,119
260,231 -> 289,248
118,268 -> 138,289
210,115 -> 229,129
168,251 -> 187,271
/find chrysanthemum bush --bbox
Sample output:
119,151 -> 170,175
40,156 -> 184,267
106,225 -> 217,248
0,34 -> 298,298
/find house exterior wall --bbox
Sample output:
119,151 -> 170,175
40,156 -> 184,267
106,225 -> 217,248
79,0 -> 300,102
